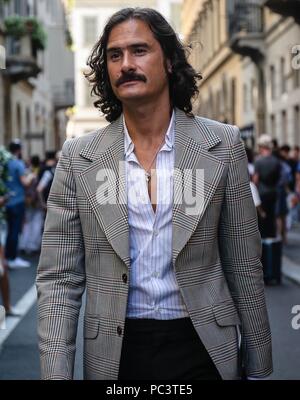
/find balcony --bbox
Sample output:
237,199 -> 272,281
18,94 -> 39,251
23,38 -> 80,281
4,34 -> 41,82
264,0 -> 300,24
228,1 -> 265,63
52,80 -> 75,110
2,16 -> 46,82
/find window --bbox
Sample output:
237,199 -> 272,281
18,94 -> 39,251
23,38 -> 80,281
16,103 -> 22,135
243,84 -> 248,112
270,114 -> 276,138
280,57 -> 286,94
292,47 -> 300,88
250,79 -> 256,109
216,0 -> 220,47
294,105 -> 300,146
222,77 -> 228,115
26,108 -> 31,134
231,78 -> 236,125
14,0 -> 22,15
216,90 -> 221,119
270,65 -> 276,100
281,110 -> 287,143
83,16 -> 97,47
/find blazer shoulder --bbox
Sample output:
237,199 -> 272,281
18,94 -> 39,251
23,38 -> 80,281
61,127 -> 107,158
195,115 -> 240,147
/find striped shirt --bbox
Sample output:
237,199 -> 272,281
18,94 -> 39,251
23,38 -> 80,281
124,111 -> 189,319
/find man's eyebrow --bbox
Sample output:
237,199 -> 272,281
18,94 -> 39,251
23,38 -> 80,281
106,43 -> 150,53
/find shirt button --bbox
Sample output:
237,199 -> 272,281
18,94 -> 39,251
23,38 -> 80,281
153,230 -> 159,236
122,273 -> 128,284
117,326 -> 123,336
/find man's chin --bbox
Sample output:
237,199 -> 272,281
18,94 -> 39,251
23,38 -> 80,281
116,91 -> 145,102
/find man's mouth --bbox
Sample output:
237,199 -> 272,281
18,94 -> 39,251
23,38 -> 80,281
119,79 -> 140,86
116,74 -> 147,87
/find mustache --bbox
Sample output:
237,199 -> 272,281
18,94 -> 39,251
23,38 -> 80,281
116,72 -> 147,87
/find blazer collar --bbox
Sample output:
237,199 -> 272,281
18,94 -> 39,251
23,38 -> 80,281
79,108 -> 222,162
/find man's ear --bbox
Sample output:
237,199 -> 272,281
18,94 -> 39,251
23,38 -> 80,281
166,59 -> 172,74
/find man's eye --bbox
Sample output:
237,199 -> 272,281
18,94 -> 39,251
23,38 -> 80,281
134,48 -> 146,55
110,53 -> 120,60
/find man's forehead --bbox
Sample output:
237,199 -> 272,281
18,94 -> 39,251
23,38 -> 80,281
107,19 -> 155,48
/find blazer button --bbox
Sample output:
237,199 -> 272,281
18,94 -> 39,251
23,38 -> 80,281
117,326 -> 123,336
122,273 -> 128,284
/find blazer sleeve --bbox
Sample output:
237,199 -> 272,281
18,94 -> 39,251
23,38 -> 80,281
218,126 -> 273,378
36,140 -> 85,380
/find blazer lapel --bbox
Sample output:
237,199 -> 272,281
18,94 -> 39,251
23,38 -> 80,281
172,109 -> 225,266
78,117 -> 130,268
77,109 -> 225,269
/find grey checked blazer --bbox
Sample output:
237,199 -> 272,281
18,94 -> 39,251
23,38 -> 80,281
36,109 -> 273,380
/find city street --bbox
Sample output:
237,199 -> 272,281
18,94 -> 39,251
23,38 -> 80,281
0,227 -> 300,380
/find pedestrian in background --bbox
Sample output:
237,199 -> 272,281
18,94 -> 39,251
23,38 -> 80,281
0,146 -> 19,316
253,135 -> 281,239
19,155 -> 43,255
5,140 -> 35,269
287,146 -> 300,226
246,147 -> 266,221
274,145 -> 292,244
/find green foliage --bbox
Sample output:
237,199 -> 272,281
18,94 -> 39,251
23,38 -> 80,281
0,147 -> 11,196
65,28 -> 73,48
25,17 -> 47,50
4,16 -> 47,50
4,16 -> 26,37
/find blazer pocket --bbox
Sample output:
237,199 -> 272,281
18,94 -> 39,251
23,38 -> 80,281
212,300 -> 242,327
84,316 -> 100,339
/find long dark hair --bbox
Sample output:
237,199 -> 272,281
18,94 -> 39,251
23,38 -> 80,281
85,7 -> 202,122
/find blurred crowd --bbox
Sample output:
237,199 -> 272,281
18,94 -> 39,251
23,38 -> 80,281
247,137 -> 300,244
0,140 -> 59,316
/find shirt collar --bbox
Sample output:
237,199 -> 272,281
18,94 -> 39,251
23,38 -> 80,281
124,110 -> 175,158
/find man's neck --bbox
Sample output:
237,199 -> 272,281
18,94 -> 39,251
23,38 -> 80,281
123,102 -> 173,148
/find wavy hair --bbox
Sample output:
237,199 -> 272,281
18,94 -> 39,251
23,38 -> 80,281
85,7 -> 202,122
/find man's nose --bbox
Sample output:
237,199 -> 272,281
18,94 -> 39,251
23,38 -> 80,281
121,52 -> 136,72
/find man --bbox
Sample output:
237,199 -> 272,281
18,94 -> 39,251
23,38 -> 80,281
37,8 -> 272,380
5,140 -> 35,269
253,135 -> 281,239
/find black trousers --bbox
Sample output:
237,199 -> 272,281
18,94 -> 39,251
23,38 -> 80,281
118,317 -> 222,380
258,193 -> 277,239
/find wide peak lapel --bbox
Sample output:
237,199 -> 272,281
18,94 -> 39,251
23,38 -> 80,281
172,109 -> 225,266
78,117 -> 130,268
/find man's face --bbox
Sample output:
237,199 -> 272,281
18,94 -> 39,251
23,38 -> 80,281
280,149 -> 289,160
106,18 -> 171,105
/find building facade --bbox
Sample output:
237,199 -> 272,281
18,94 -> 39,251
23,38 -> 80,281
182,0 -> 300,148
0,0 -> 74,159
67,0 -> 183,139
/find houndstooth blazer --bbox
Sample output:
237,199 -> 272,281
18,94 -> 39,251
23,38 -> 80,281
36,108 -> 273,380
